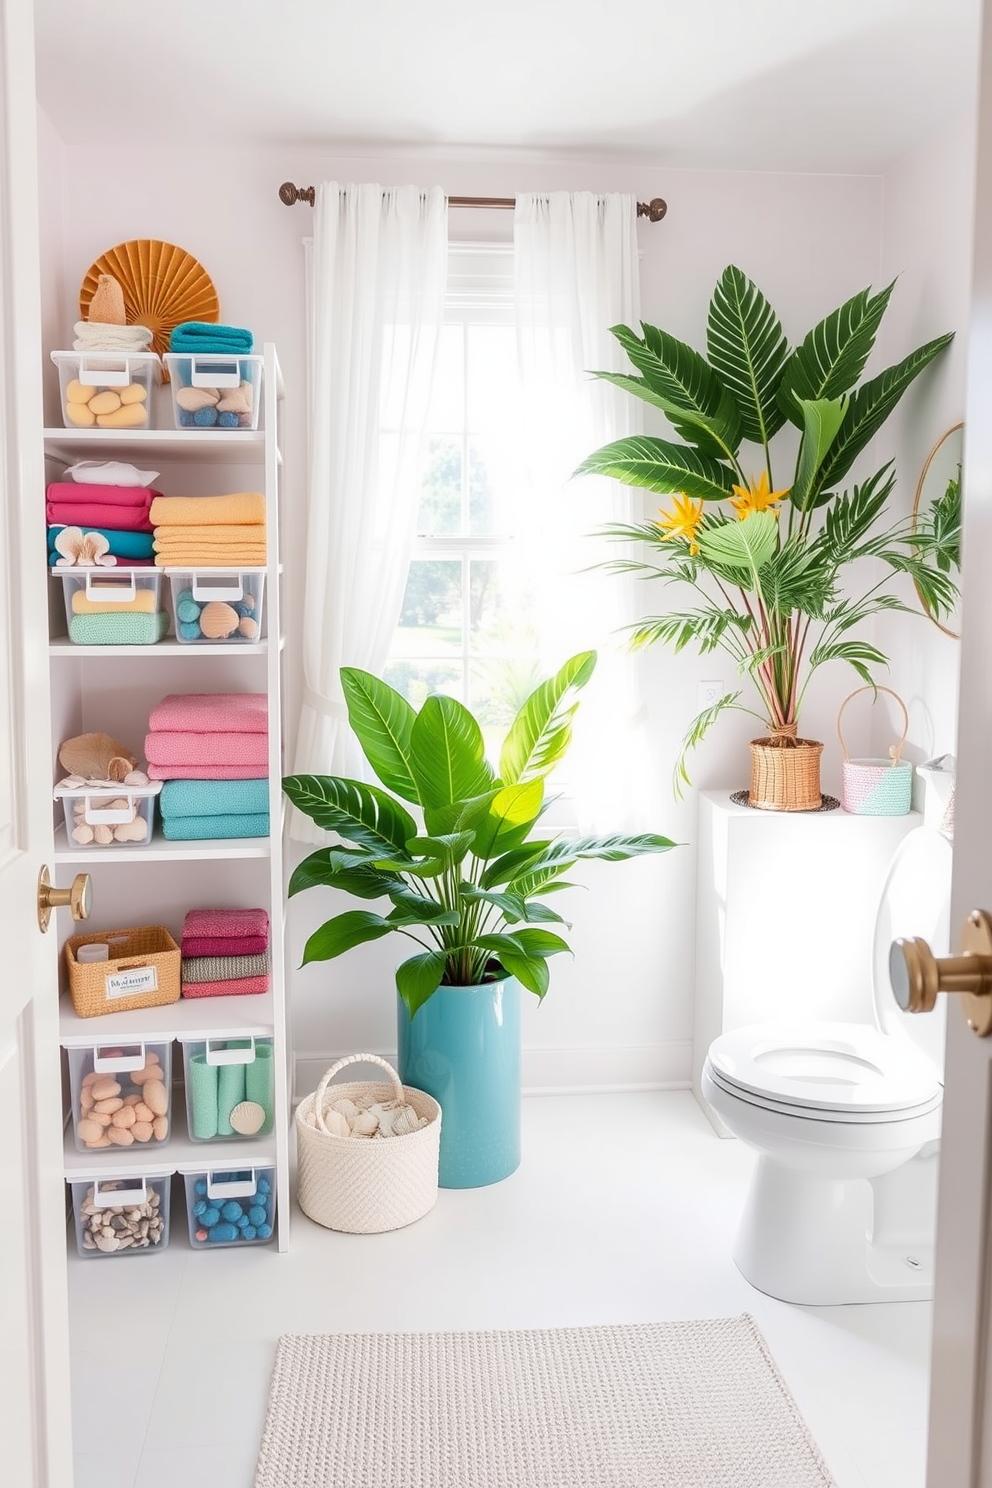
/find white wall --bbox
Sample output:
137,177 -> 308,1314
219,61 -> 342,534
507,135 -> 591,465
38,140 -> 901,1089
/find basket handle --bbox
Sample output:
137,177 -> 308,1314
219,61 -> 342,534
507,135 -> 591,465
837,685 -> 910,765
313,1053 -> 404,1136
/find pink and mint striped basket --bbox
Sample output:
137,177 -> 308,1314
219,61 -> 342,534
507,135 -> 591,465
837,686 -> 913,816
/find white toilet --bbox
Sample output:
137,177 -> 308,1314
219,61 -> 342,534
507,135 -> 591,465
701,826 -> 952,1305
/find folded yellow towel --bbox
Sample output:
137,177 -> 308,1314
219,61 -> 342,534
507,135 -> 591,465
71,586 -> 158,614
154,524 -> 266,546
155,550 -> 267,568
148,493 -> 266,527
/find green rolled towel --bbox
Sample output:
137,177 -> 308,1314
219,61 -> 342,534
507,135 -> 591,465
245,1041 -> 275,1136
69,611 -> 169,645
188,1052 -> 219,1140
217,1061 -> 246,1136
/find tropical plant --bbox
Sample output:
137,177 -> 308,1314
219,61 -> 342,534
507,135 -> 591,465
284,654 -> 675,1015
574,266 -> 959,795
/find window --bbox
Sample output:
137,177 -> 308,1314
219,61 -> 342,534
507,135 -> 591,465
384,246 -> 543,756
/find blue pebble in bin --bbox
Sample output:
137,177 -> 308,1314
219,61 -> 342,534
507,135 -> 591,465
195,1180 -> 208,1197
209,1223 -> 240,1243
257,1178 -> 271,1195
178,621 -> 201,641
217,411 -> 239,429
178,409 -> 195,428
248,1205 -> 266,1226
256,1223 -> 273,1240
221,1200 -> 244,1223
193,406 -> 218,427
242,1225 -> 257,1240
200,1206 -> 220,1228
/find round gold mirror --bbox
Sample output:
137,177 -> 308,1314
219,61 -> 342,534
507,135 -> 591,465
911,422 -> 963,639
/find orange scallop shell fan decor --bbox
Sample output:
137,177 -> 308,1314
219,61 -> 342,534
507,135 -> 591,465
79,240 -> 220,368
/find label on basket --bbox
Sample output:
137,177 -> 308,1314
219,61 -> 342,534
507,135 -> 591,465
105,965 -> 158,1000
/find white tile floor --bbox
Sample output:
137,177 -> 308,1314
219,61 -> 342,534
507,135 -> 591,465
67,1091 -> 931,1488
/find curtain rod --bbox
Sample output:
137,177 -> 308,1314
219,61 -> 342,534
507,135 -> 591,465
278,182 -> 668,222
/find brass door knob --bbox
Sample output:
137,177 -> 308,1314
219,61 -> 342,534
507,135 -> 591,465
890,909 -> 992,1036
37,865 -> 92,933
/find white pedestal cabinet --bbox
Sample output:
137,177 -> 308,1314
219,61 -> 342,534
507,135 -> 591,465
45,345 -> 291,1250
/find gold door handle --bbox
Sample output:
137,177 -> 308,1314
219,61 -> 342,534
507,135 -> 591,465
37,865 -> 92,933
890,909 -> 992,1036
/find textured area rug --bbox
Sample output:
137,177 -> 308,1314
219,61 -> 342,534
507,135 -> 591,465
254,1314 -> 836,1488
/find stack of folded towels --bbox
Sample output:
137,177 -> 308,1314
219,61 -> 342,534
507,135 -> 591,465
149,492 -> 266,568
169,321 -> 253,355
48,467 -> 157,561
146,693 -> 269,840
180,907 -> 270,998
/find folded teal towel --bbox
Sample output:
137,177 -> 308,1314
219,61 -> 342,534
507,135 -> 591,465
161,812 -> 269,840
160,778 -> 269,819
170,321 -> 254,353
48,525 -> 156,562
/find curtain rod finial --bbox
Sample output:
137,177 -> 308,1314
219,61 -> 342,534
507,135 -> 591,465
279,182 -> 315,207
637,197 -> 668,222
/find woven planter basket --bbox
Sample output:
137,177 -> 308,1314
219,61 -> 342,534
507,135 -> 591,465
748,726 -> 823,811
838,686 -> 913,816
295,1053 -> 441,1234
64,925 -> 180,1018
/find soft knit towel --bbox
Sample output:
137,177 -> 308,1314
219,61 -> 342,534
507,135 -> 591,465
72,586 -> 157,615
183,907 -> 269,939
160,778 -> 269,819
162,812 -> 269,840
149,693 -> 268,733
64,461 -> 160,487
47,482 -> 158,508
69,612 -> 168,645
149,493 -> 266,527
145,732 -> 268,768
148,763 -> 267,781
170,321 -> 254,353
154,523 -> 265,545
47,502 -> 154,533
73,322 -> 154,352
181,952 -> 271,983
155,548 -> 267,568
48,526 -> 155,561
182,934 -> 269,956
181,974 -> 269,999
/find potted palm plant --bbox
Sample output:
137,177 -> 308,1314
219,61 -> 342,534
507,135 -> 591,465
576,266 -> 958,809
284,653 -> 675,1189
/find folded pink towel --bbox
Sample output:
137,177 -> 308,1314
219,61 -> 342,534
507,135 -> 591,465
147,763 -> 268,780
180,974 -> 270,999
145,731 -> 268,768
181,934 -> 269,957
183,907 -> 269,939
47,502 -> 154,532
47,482 -> 161,507
148,693 -> 268,734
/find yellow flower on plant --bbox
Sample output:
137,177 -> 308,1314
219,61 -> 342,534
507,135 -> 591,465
730,470 -> 790,520
656,493 -> 705,555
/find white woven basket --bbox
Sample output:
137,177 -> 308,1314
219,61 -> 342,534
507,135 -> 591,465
295,1053 -> 441,1234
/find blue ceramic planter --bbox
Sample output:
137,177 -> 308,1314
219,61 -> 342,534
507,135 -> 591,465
397,976 -> 521,1189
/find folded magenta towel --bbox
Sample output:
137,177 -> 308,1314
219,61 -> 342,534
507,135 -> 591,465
145,732 -> 268,769
180,974 -> 269,999
183,907 -> 269,939
182,934 -> 269,956
148,693 -> 267,734
170,321 -> 254,353
148,763 -> 267,781
48,526 -> 156,561
47,503 -> 154,533
160,778 -> 268,819
161,812 -> 269,840
46,482 -> 159,507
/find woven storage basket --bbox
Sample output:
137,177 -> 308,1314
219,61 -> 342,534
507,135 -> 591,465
748,726 -> 823,811
65,926 -> 180,1018
838,686 -> 913,816
295,1053 -> 441,1234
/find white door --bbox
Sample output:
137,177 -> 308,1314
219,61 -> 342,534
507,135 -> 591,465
925,3 -> 992,1482
0,0 -> 75,1484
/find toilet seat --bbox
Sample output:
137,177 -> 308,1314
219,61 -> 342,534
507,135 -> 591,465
704,1059 -> 942,1126
707,1021 -> 941,1117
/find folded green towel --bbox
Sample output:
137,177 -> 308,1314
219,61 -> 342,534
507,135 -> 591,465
160,778 -> 269,819
170,321 -> 254,353
68,611 -> 168,645
161,812 -> 269,840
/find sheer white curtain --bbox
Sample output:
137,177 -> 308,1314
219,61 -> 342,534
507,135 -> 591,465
514,192 -> 656,830
291,182 -> 447,842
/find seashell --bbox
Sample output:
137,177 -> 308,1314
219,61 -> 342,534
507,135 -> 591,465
216,384 -> 252,415
320,1108 -> 350,1138
93,825 -> 114,845
350,1110 -> 379,1137
229,1100 -> 266,1136
175,385 -> 220,412
63,775 -> 85,788
113,818 -> 148,842
198,601 -> 239,639
330,1097 -> 359,1120
71,824 -> 95,845
123,769 -> 149,786
238,617 -> 259,641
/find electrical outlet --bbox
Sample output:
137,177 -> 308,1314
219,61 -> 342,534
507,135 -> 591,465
698,680 -> 725,711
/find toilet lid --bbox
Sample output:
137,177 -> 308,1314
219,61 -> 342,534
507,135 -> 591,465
707,1021 -> 941,1114
871,828 -> 952,1076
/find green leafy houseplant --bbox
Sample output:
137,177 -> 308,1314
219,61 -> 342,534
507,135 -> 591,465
283,654 -> 675,1015
575,266 -> 959,794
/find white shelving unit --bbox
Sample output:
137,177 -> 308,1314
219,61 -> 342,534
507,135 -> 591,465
48,343 -> 291,1252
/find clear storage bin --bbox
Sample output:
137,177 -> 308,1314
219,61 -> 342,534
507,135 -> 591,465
70,1173 -> 171,1257
55,779 -> 161,849
180,1037 -> 274,1142
52,568 -> 167,647
51,350 -> 161,430
182,1167 -> 275,1247
168,571 -> 265,644
66,1041 -> 172,1152
163,353 -> 263,430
